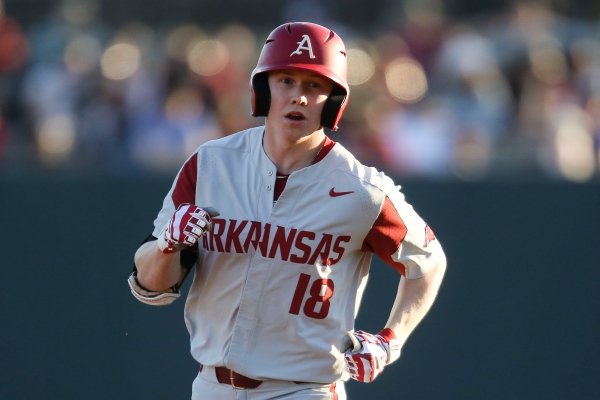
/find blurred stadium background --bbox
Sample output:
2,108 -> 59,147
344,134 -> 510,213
1,0 -> 599,180
1,1 -> 599,399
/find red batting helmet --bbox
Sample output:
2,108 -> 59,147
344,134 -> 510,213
250,22 -> 349,131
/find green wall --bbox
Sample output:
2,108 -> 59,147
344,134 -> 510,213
1,177 -> 598,399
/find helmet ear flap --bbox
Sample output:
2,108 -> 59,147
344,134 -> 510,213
321,85 -> 347,131
252,73 -> 270,117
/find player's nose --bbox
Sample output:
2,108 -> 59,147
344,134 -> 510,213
291,94 -> 308,106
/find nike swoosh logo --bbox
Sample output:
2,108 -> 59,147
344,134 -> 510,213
329,188 -> 354,197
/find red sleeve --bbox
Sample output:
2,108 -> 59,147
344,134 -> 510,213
362,196 -> 408,276
171,153 -> 198,207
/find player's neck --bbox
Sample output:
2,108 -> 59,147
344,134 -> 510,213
262,128 -> 326,175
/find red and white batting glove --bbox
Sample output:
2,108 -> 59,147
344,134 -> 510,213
344,328 -> 401,383
157,204 -> 219,253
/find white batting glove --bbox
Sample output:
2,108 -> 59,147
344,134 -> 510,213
344,328 -> 401,383
157,204 -> 219,253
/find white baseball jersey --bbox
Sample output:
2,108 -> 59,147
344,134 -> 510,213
151,126 -> 444,383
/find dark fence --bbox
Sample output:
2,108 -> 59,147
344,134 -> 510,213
1,176 -> 598,399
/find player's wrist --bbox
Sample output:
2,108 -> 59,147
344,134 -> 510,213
377,327 -> 401,364
156,231 -> 184,254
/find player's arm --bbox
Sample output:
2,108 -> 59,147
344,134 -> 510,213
344,255 -> 445,383
381,196 -> 447,348
383,256 -> 445,349
134,239 -> 187,291
345,193 -> 446,382
128,204 -> 219,306
366,193 -> 447,347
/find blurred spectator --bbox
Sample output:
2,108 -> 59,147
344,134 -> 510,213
0,2 -> 28,72
0,0 -> 29,161
0,0 -> 598,180
377,98 -> 457,178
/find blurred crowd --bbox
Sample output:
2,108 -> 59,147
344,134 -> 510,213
0,0 -> 599,181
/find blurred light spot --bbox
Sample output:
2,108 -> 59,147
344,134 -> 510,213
187,39 -> 230,77
554,112 -> 595,181
443,29 -> 498,79
217,24 -> 257,67
166,24 -> 206,62
385,57 -> 428,103
347,48 -> 375,86
101,42 -> 141,80
64,35 -> 102,75
530,46 -> 568,85
36,115 -> 76,163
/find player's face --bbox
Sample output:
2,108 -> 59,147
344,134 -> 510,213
266,69 -> 333,140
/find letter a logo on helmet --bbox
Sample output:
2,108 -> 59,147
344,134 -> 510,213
290,35 -> 316,59
250,22 -> 350,131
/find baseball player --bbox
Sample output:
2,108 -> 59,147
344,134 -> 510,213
129,21 -> 446,399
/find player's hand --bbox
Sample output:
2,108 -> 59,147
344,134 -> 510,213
344,328 -> 400,383
157,204 -> 220,254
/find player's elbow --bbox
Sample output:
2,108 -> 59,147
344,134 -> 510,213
435,247 -> 447,274
415,244 -> 446,282
127,273 -> 181,306
430,244 -> 447,282
404,242 -> 446,280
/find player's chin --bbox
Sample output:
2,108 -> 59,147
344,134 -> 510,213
268,117 -> 317,139
283,118 -> 321,135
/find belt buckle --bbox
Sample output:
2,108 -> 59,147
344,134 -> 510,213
229,369 -> 242,390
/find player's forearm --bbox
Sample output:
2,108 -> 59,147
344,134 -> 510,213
385,259 -> 446,348
134,241 -> 184,291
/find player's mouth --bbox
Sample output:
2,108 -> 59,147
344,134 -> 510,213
285,111 -> 306,122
